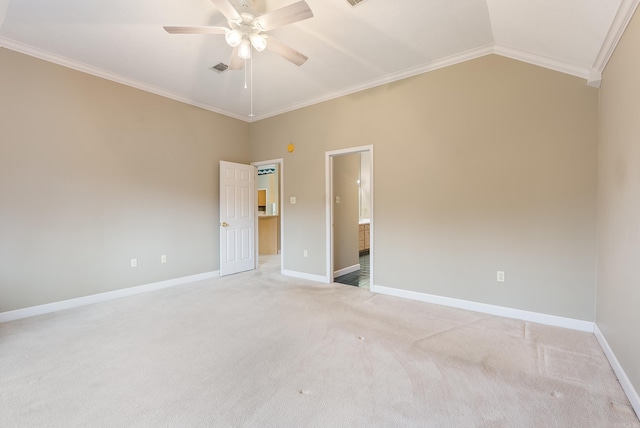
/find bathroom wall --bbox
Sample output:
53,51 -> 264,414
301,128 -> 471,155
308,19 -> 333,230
360,152 -> 371,220
333,153 -> 360,274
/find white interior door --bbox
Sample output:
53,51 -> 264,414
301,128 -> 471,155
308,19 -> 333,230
220,161 -> 256,276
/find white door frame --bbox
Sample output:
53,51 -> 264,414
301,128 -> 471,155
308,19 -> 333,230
252,158 -> 284,273
325,145 -> 374,290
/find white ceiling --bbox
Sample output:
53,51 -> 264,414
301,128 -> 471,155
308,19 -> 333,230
0,0 -> 637,121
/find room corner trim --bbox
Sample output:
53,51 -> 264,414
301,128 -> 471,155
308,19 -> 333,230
591,0 -> 640,76
282,269 -> 329,284
0,270 -> 220,323
374,285 -> 594,332
594,324 -> 640,418
587,68 -> 603,88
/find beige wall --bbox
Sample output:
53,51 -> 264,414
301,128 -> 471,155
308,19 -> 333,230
333,153 -> 360,273
250,54 -> 599,321
0,49 -> 601,324
0,48 -> 250,312
597,8 -> 640,398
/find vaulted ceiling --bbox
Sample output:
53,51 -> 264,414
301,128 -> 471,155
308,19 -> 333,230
1,0 -> 638,121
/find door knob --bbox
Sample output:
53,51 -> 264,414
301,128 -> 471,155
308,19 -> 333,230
221,222 -> 229,227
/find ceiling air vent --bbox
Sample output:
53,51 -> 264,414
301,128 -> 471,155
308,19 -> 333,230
346,0 -> 368,6
211,63 -> 229,73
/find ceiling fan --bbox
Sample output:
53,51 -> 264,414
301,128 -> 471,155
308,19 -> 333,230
164,0 -> 313,70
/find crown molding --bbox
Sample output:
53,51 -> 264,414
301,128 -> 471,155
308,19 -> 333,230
587,69 -> 603,88
493,44 -> 589,80
6,20 -> 636,124
592,0 -> 640,79
0,36 -> 249,122
251,44 -> 495,121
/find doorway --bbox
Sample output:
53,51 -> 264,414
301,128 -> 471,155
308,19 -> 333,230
325,146 -> 374,290
252,158 -> 284,273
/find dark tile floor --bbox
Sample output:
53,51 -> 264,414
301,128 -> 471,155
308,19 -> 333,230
334,253 -> 370,288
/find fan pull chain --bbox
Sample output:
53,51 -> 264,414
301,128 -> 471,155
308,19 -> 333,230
249,51 -> 254,118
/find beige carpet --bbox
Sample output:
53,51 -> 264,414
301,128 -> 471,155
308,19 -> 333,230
1,255 -> 638,427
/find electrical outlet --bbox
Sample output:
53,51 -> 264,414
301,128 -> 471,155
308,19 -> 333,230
290,196 -> 297,204
161,255 -> 167,263
303,250 -> 308,258
497,271 -> 505,282
336,196 -> 341,204
131,258 -> 138,268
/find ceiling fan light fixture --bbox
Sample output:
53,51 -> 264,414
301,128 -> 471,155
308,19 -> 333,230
249,33 -> 267,52
225,29 -> 243,47
238,38 -> 252,59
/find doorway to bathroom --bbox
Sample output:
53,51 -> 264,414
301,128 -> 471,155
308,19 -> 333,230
325,146 -> 374,290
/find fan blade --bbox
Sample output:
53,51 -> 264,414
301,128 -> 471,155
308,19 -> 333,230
254,1 -> 313,31
264,35 -> 308,66
210,0 -> 241,22
164,26 -> 228,34
228,46 -> 244,70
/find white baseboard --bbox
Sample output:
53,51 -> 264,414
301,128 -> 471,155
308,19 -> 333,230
282,269 -> 329,284
374,285 -> 594,332
594,324 -> 640,418
0,270 -> 220,323
334,264 -> 360,277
